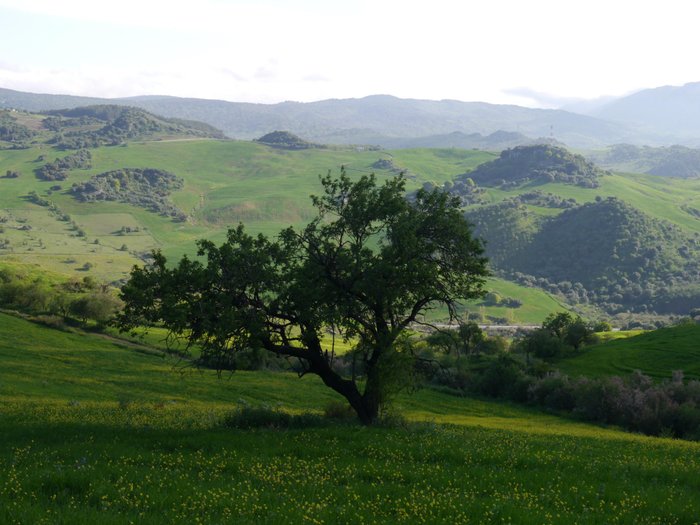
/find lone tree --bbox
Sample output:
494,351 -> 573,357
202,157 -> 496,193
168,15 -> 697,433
117,171 -> 488,424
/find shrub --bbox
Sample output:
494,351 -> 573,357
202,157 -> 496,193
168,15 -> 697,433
477,354 -> 525,398
69,292 -> 122,325
528,372 -> 577,411
222,405 -> 326,430
323,401 -> 356,420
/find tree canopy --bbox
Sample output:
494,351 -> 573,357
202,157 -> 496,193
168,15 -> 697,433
117,171 -> 489,424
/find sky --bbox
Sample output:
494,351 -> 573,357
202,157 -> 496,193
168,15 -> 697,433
0,0 -> 698,108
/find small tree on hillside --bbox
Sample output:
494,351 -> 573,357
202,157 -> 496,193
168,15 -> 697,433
117,171 -> 489,424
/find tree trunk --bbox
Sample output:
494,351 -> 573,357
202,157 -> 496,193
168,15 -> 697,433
310,355 -> 379,425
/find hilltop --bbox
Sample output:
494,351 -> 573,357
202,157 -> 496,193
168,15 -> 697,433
461,144 -> 604,188
467,197 -> 700,314
0,105 -> 224,149
254,130 -> 322,149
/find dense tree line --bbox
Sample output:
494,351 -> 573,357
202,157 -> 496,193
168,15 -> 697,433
512,190 -> 578,209
419,317 -> 700,440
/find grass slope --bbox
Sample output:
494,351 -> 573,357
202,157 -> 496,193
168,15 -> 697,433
3,138 -> 700,317
1,141 -> 564,322
557,323 -> 700,380
2,313 -> 700,523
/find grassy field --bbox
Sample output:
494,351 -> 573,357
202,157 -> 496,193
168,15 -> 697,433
482,172 -> 700,233
0,140 -> 569,323
3,138 -> 700,324
557,323 -> 700,380
2,312 -> 700,524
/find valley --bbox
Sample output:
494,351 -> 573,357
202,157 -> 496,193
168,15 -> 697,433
2,99 -> 700,524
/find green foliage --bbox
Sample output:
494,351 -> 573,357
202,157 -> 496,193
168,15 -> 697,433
0,110 -> 35,143
34,149 -> 92,181
69,292 -> 122,326
511,189 -> 578,209
517,312 -> 594,358
117,171 -> 488,424
254,130 -> 322,150
517,328 -> 567,358
593,320 -> 613,332
466,200 -> 541,268
70,168 -> 186,221
462,145 -> 604,188
594,143 -> 700,179
472,196 -> 700,314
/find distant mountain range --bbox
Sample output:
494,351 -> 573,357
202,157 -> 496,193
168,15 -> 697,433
2,83 -> 700,148
591,82 -> 700,142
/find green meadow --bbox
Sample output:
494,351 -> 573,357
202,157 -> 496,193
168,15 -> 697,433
557,323 -> 700,380
2,312 -> 700,524
0,140 -> 568,323
6,138 -> 699,324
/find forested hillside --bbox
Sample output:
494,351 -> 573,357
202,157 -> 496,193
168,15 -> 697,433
591,143 -> 700,178
467,195 -> 700,314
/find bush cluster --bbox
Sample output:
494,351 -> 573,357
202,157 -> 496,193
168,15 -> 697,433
512,190 -> 578,209
35,149 -> 92,181
463,145 -> 604,188
0,112 -> 35,143
0,268 -> 121,327
426,346 -> 700,440
70,168 -> 186,221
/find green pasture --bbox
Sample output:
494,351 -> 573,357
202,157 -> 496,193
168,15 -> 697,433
482,172 -> 700,233
1,312 -> 700,524
3,139 -> 700,322
557,323 -> 700,380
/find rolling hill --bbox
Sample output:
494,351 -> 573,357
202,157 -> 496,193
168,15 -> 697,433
557,323 -> 700,379
2,107 -> 700,319
0,87 -> 637,148
590,143 -> 700,179
465,183 -> 700,315
2,311 -> 700,523
592,81 -> 700,142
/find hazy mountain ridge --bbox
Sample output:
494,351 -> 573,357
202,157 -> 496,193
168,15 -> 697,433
0,87 -> 639,148
592,82 -> 700,141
